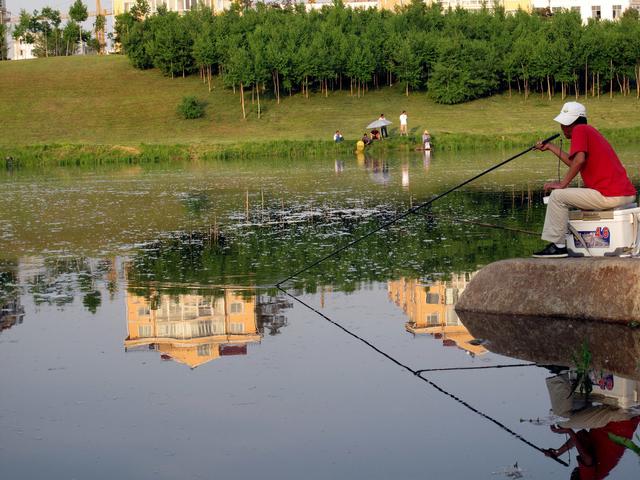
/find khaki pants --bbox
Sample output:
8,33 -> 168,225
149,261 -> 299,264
542,188 -> 636,244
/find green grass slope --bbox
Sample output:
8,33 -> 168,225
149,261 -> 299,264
2,55 -> 640,147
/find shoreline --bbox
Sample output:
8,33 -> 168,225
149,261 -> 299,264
2,126 -> 639,166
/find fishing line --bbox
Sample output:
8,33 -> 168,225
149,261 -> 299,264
277,287 -> 569,468
415,363 -> 536,373
276,134 -> 559,288
275,134 -> 564,466
424,213 -> 540,237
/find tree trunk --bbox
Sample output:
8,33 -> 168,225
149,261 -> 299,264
584,62 -> 588,99
240,82 -> 246,119
547,75 -> 551,101
208,66 -> 212,92
616,73 -> 623,93
406,82 -> 409,97
257,82 -> 261,119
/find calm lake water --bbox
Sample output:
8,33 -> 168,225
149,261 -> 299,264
1,147 -> 640,479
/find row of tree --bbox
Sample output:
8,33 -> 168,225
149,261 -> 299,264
0,22 -> 8,60
11,0 -> 105,57
116,1 -> 640,111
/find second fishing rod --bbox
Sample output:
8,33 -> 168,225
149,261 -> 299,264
276,133 -> 560,287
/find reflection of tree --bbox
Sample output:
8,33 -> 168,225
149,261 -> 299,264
127,190 -> 545,293
23,257 -> 110,313
256,295 -> 292,335
0,259 -> 19,305
1,298 -> 25,334
181,191 -> 212,216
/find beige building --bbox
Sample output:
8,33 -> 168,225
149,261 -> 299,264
113,0 -> 232,16
434,0 -> 531,13
388,274 -> 485,356
125,290 -> 261,368
114,0 -> 530,14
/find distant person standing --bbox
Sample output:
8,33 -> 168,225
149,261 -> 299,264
422,130 -> 431,150
379,114 -> 388,138
334,130 -> 344,143
399,111 -> 408,136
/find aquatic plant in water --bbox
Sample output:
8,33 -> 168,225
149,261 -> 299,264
608,433 -> 640,457
570,341 -> 593,399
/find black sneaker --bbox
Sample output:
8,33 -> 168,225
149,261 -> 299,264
532,243 -> 568,258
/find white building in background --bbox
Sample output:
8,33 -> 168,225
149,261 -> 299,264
10,36 -> 36,60
531,0 -> 633,21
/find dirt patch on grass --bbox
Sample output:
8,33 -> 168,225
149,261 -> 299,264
112,145 -> 142,155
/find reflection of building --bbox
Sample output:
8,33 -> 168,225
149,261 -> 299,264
388,274 -> 485,356
0,298 -> 25,334
126,290 -> 262,368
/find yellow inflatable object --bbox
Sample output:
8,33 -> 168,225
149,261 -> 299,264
355,140 -> 365,152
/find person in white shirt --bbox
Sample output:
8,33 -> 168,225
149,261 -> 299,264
399,111 -> 408,136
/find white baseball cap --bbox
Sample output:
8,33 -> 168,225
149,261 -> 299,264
554,102 -> 587,126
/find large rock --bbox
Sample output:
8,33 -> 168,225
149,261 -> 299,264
455,258 -> 640,323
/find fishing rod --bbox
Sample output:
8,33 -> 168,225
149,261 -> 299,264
276,133 -> 559,287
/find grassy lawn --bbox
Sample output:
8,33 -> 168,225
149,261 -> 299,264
2,55 -> 640,147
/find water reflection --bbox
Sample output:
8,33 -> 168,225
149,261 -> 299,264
458,310 -> 640,478
1,297 -> 24,334
388,275 -> 485,356
422,150 -> 431,170
125,289 -> 292,368
363,157 -> 390,185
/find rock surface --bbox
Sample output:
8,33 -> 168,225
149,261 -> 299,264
457,311 -> 640,381
455,258 -> 640,323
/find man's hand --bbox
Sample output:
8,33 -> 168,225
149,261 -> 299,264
543,182 -> 565,192
550,424 -> 571,434
535,140 -> 552,151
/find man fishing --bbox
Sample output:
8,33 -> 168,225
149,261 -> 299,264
532,102 -> 636,258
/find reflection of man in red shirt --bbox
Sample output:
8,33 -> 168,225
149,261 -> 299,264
544,417 -> 640,480
532,101 -> 636,258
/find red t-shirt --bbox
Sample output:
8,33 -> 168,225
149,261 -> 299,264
577,417 -> 640,480
569,125 -> 636,197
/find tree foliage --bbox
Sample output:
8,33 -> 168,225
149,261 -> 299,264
13,1 -> 100,57
114,3 -> 640,111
